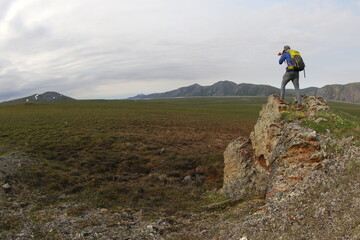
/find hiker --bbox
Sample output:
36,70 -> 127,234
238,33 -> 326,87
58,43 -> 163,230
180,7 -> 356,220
278,45 -> 303,110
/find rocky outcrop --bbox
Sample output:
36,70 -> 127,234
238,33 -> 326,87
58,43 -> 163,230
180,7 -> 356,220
222,95 -> 329,200
221,94 -> 360,239
223,138 -> 268,199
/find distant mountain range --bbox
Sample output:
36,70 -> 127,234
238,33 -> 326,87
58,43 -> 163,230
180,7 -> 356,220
130,81 -> 360,103
0,91 -> 75,106
2,82 -> 359,105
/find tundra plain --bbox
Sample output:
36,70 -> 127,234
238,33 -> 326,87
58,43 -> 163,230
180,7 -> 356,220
0,97 -> 359,238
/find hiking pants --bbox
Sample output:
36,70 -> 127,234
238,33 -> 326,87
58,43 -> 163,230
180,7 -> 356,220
280,71 -> 302,105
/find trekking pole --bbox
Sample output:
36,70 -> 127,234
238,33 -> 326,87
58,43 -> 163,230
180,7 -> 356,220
303,68 -> 306,78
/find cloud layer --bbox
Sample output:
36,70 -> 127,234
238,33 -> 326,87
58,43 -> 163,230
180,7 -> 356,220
0,0 -> 360,101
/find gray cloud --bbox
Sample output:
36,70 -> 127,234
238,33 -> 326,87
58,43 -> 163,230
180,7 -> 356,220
0,0 -> 360,101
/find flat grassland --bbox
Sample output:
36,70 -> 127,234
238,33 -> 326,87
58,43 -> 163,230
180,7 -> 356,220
0,97 -> 264,214
0,97 -> 358,216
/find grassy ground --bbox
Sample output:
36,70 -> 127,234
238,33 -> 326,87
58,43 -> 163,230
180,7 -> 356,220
304,101 -> 360,144
0,97 -> 264,215
0,97 -> 358,217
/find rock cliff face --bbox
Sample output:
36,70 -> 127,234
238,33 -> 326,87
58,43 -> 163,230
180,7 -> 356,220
223,95 -> 329,200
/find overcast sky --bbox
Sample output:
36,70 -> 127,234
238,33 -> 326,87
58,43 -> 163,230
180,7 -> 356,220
0,0 -> 360,101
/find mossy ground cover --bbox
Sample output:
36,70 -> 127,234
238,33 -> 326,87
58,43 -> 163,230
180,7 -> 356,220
0,97 -> 264,215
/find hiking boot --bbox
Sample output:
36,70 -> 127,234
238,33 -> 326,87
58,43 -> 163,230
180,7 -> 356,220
296,105 -> 303,110
276,99 -> 284,104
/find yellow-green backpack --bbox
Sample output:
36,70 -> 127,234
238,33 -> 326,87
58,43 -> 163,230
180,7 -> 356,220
289,50 -> 305,71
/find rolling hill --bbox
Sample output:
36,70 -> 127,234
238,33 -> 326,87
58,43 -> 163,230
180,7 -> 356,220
0,91 -> 75,106
315,82 -> 360,103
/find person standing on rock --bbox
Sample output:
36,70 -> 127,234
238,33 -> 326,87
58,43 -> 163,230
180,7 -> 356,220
278,45 -> 303,110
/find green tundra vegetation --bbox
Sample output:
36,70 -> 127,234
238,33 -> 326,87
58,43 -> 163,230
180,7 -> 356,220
0,97 -> 358,215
